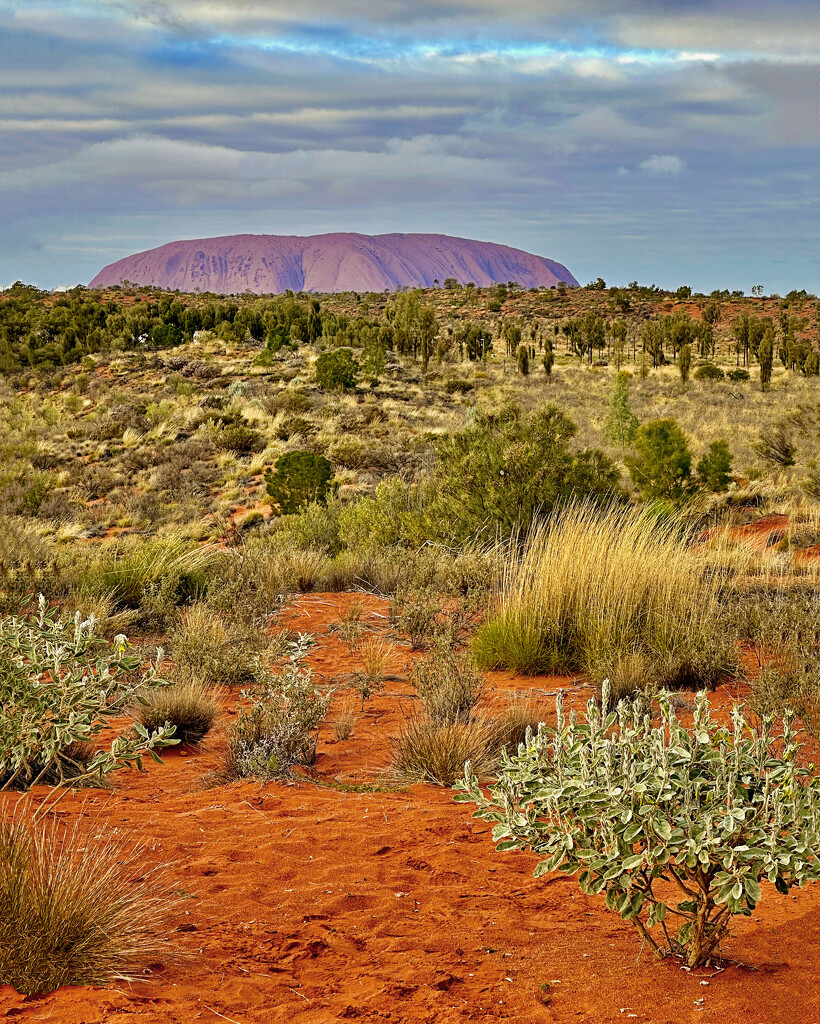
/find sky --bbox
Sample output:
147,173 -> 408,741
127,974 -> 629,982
1,0 -> 818,293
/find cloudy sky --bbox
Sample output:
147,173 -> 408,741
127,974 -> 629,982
1,0 -> 818,291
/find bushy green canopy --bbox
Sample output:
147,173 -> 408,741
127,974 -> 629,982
430,403 -> 621,543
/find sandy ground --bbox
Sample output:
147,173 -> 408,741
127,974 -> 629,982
2,593 -> 820,1024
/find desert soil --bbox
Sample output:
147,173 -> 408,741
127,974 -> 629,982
2,593 -> 819,1024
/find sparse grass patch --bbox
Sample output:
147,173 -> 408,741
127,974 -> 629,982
171,602 -> 264,686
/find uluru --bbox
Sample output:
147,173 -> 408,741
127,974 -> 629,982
88,232 -> 578,294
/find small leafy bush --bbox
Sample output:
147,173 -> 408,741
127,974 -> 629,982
0,815 -> 176,995
625,418 -> 693,502
394,589 -> 438,650
266,451 -> 334,514
696,440 -> 734,493
225,635 -> 332,779
457,684 -> 820,968
693,363 -> 725,381
430,403 -> 621,543
314,348 -> 358,391
0,598 -> 177,792
209,422 -> 261,453
727,368 -> 750,382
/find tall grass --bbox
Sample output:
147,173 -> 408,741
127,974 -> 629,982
0,814 -> 176,995
474,502 -> 735,689
76,537 -> 220,609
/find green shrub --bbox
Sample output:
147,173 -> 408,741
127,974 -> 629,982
314,348 -> 358,391
693,363 -> 725,381
225,636 -> 331,779
338,478 -> 427,551
625,418 -> 693,502
604,371 -> 639,446
444,379 -> 474,394
394,589 -> 438,650
727,368 -> 750,382
430,404 -> 621,543
0,815 -> 175,995
210,422 -> 261,453
265,451 -> 333,514
457,685 -> 820,968
0,598 -> 176,792
696,440 -> 734,492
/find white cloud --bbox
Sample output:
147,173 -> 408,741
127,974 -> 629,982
639,154 -> 685,175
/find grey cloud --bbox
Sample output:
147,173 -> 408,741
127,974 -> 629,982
0,1 -> 817,292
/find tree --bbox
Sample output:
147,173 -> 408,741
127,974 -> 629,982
431,404 -> 621,543
457,686 -> 820,968
625,419 -> 693,502
542,349 -> 554,378
679,343 -> 692,383
418,306 -> 438,371
502,320 -> 522,356
611,320 -> 628,369
702,301 -> 721,329
516,344 -> 529,375
360,341 -> 386,384
758,329 -> 774,391
696,440 -> 733,492
314,348 -> 358,391
604,372 -> 639,447
265,452 -> 333,515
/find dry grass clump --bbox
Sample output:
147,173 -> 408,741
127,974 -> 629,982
487,693 -> 549,755
474,502 -> 733,691
332,702 -> 357,741
135,677 -> 220,745
388,719 -> 497,787
0,815 -> 176,996
359,634 -> 391,678
171,603 -> 264,686
409,644 -> 485,725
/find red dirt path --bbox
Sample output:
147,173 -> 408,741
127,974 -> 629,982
2,594 -> 820,1024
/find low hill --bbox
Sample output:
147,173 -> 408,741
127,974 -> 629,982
88,232 -> 578,294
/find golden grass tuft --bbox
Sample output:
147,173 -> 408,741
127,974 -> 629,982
135,677 -> 221,745
474,501 -> 734,690
0,814 -> 177,996
388,718 -> 497,787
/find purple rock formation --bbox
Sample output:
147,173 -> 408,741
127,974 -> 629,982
89,232 -> 578,294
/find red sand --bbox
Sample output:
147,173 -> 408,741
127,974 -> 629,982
2,593 -> 820,1024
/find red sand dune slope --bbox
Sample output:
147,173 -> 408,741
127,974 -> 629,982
88,233 -> 579,294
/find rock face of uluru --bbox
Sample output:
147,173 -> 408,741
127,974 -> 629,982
89,233 -> 578,294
